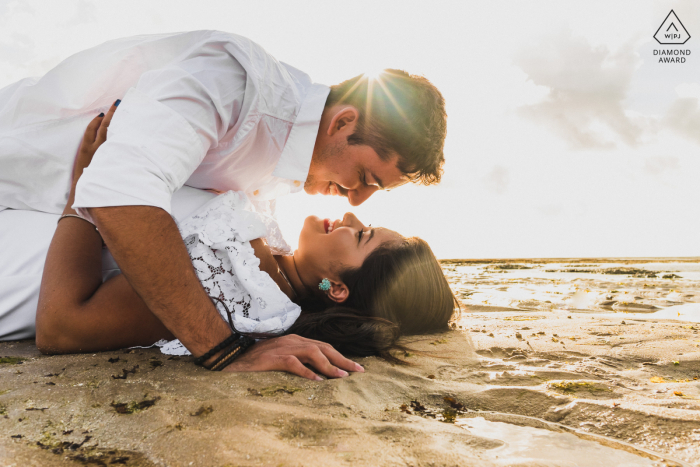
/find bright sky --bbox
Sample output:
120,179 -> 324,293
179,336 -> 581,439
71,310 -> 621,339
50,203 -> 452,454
1,0 -> 698,259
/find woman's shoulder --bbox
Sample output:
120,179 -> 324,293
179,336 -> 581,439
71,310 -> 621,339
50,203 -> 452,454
178,191 -> 268,245
176,190 -> 291,255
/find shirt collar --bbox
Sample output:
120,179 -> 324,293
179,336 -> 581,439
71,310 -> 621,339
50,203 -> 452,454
272,82 -> 330,183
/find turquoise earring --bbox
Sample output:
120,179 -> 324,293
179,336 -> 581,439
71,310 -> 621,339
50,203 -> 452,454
318,278 -> 331,291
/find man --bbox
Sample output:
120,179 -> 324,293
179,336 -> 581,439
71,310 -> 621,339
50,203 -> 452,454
0,31 -> 447,377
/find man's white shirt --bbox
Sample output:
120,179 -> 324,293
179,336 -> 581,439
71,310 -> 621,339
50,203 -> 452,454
0,30 -> 331,218
0,30 -> 329,340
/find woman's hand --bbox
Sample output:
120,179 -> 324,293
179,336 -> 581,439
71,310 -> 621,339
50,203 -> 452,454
64,100 -> 120,217
71,100 -> 119,187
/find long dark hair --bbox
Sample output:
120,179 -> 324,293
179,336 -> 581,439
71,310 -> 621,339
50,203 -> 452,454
284,237 -> 458,363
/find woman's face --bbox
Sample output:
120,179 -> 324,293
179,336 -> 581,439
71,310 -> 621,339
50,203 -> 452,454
296,212 -> 401,283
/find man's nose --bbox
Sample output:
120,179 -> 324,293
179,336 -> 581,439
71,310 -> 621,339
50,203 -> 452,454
347,185 -> 379,206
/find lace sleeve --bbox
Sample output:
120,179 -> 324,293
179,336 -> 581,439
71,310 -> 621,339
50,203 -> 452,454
249,198 -> 292,255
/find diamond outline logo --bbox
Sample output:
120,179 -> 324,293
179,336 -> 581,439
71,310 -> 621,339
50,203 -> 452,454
654,10 -> 691,45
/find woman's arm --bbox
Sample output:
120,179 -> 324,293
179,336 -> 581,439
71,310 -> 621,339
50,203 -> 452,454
36,105 -> 174,354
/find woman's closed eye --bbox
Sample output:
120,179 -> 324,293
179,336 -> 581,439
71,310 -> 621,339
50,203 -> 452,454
357,226 -> 373,246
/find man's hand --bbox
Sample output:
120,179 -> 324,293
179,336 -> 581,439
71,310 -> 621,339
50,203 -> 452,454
224,334 -> 365,380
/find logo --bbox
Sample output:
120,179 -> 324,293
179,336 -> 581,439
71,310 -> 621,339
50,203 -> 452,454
654,10 -> 690,44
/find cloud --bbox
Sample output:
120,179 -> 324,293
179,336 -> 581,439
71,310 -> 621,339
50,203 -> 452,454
0,0 -> 35,28
62,0 -> 97,28
675,83 -> 700,99
0,33 -> 36,68
483,165 -> 509,195
514,30 -> 642,150
643,155 -> 680,176
537,204 -> 565,218
664,97 -> 700,145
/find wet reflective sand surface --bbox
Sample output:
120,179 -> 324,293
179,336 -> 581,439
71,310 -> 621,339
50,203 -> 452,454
443,259 -> 700,320
456,416 -> 659,466
441,258 -> 700,466
0,259 -> 697,466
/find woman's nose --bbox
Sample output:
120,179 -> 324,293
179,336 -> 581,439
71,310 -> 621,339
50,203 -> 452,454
342,212 -> 364,229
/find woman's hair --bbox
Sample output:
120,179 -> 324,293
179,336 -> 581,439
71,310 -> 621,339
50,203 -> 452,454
284,237 -> 459,363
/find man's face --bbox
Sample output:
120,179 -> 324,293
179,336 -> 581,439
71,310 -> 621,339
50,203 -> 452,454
305,107 -> 407,206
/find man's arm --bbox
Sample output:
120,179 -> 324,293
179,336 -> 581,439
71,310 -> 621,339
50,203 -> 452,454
90,205 -> 363,379
74,53 -> 247,359
89,205 -> 230,357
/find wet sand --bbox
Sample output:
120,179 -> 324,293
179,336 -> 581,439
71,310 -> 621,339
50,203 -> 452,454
1,258 -> 699,466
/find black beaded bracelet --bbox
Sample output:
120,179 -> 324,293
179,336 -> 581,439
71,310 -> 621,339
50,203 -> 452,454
195,297 -> 257,370
211,347 -> 244,371
193,333 -> 240,367
210,336 -> 255,371
207,338 -> 245,370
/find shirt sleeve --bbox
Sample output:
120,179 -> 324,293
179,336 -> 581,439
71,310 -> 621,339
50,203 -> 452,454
73,49 -> 246,221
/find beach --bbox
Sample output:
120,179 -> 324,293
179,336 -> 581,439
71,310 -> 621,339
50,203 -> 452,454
1,259 -> 699,466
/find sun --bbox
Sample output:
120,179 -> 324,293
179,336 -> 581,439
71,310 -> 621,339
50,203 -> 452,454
363,68 -> 385,81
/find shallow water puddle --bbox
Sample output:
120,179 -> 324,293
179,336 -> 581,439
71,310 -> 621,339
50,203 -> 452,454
456,417 -> 669,466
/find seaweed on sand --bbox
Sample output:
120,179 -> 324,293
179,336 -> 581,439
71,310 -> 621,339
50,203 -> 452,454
190,405 -> 213,416
110,397 -> 160,414
247,385 -> 303,397
598,268 -> 657,278
548,381 -> 611,395
398,397 -> 468,424
0,356 -> 24,364
487,264 -> 532,270
111,365 -> 138,380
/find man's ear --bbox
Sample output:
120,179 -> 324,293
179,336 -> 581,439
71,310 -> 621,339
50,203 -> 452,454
327,280 -> 350,304
327,106 -> 359,136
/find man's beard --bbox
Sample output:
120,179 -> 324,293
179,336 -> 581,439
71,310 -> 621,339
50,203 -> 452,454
303,178 -> 349,198
304,139 -> 348,197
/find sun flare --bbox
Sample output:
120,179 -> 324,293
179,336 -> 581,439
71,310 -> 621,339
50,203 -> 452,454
363,68 -> 385,81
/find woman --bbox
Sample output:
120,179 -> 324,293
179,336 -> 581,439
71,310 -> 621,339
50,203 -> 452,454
35,105 -> 458,377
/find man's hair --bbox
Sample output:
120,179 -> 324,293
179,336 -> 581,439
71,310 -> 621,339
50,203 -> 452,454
326,70 -> 447,185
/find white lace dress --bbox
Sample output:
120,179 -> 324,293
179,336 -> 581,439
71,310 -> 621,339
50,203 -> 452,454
155,191 -> 301,356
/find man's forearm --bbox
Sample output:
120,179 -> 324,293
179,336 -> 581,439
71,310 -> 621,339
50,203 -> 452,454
88,205 -> 231,356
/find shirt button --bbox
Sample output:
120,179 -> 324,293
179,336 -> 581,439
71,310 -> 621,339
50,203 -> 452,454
293,180 -> 301,187
253,190 -> 259,196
